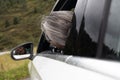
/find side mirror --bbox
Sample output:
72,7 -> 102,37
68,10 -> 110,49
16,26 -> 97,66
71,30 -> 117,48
11,42 -> 33,60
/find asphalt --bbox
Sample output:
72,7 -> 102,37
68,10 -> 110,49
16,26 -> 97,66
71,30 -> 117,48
0,51 -> 10,56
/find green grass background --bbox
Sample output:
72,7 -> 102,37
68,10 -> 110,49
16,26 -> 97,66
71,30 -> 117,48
0,54 -> 29,80
0,0 -> 55,51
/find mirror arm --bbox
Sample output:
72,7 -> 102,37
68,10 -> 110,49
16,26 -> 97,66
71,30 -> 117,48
29,54 -> 34,60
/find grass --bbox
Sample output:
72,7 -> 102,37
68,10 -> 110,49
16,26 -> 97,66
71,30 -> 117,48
0,0 -> 55,51
0,54 -> 30,80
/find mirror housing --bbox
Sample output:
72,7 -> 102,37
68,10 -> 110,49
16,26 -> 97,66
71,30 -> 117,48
11,42 -> 33,60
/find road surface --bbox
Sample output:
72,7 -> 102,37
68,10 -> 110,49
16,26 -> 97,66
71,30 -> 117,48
0,51 -> 10,56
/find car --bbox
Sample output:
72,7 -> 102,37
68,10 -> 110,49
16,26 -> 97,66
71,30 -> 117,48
11,0 -> 120,80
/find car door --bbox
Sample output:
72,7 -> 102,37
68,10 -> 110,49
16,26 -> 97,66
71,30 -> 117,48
29,0 -> 120,80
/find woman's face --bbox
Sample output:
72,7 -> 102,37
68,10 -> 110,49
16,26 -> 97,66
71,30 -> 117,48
16,47 -> 26,55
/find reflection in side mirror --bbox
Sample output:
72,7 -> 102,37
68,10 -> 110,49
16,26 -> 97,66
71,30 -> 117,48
11,42 -> 33,60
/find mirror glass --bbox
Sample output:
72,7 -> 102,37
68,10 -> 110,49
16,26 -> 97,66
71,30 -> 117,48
11,42 -> 33,60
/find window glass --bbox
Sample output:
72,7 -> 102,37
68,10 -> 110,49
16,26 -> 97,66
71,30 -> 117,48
102,0 -> 120,60
65,0 -> 105,57
85,0 -> 105,42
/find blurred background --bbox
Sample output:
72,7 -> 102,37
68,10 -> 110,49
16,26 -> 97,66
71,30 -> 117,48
0,0 -> 55,79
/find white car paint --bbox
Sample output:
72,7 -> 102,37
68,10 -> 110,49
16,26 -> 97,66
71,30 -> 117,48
14,54 -> 30,59
28,56 -> 120,80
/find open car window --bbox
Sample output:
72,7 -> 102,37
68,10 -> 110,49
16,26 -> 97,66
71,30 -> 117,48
37,0 -> 77,53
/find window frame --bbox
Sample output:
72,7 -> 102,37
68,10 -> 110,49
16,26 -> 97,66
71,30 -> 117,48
96,0 -> 112,58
